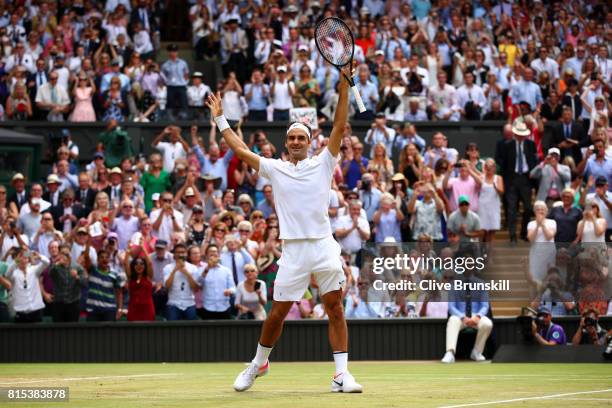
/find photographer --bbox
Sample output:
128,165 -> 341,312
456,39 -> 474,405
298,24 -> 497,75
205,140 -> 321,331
531,306 -> 567,346
572,309 -> 608,346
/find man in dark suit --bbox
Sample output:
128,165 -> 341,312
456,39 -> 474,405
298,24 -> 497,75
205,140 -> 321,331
129,0 -> 157,35
550,106 -> 586,165
75,172 -> 97,217
498,120 -> 538,243
42,174 -> 62,208
50,189 -> 84,233
27,58 -> 49,119
7,173 -> 29,214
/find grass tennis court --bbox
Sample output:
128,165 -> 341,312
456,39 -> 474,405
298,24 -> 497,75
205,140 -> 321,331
1,362 -> 610,407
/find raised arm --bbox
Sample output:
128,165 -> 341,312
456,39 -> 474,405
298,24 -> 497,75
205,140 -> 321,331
206,92 -> 260,171
327,66 -> 351,157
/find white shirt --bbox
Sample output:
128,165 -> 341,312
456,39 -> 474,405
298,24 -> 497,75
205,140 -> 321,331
258,147 -> 336,240
335,214 -> 370,253
134,30 -> 153,55
0,234 -> 29,260
187,83 -> 211,107
365,126 -> 396,158
163,262 -> 199,310
456,84 -> 486,109
150,208 -> 184,243
271,80 -> 294,110
155,141 -> 187,173
7,256 -> 50,312
530,57 -> 559,80
71,242 -> 97,266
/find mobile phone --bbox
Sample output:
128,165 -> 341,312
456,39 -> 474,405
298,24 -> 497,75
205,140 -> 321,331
254,281 -> 261,290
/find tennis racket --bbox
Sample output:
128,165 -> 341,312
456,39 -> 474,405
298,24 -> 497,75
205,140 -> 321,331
314,17 -> 366,113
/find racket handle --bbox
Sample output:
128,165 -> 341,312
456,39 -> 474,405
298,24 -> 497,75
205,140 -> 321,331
351,85 -> 367,113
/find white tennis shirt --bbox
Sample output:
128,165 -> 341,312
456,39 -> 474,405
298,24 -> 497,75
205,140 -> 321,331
258,147 -> 337,240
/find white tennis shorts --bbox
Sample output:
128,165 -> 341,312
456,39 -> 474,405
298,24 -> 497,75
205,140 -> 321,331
273,235 -> 345,301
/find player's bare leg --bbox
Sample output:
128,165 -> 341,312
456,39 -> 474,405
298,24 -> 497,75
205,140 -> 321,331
322,289 -> 363,393
233,301 -> 293,392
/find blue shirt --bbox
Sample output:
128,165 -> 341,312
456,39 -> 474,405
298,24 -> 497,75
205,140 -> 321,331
394,133 -> 426,152
193,145 -> 234,191
342,157 -> 368,190
584,157 -> 612,192
353,80 -> 379,111
510,80 -> 543,110
100,72 -> 131,93
161,58 -> 189,86
380,38 -> 410,61
244,83 -> 269,110
360,188 -> 382,222
219,248 -> 255,285
315,66 -> 339,93
198,264 -> 235,312
448,279 -> 490,319
412,0 -> 432,20
538,323 -> 567,344
256,199 -> 274,218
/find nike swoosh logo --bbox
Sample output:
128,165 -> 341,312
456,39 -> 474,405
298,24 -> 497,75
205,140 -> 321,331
333,380 -> 343,386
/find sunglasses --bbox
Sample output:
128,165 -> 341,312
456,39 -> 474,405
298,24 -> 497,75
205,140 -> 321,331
459,202 -> 469,206
214,228 -> 226,232
134,260 -> 145,265
123,205 -> 133,208
238,229 -> 250,233
162,199 -> 172,203
251,215 -> 263,219
245,269 -> 257,273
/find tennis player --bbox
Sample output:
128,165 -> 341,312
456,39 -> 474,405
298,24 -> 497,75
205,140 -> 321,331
205,66 -> 362,393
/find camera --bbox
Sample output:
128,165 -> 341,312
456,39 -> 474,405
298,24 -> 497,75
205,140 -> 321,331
9,220 -> 16,230
254,281 -> 261,290
360,179 -> 371,190
584,317 -> 597,327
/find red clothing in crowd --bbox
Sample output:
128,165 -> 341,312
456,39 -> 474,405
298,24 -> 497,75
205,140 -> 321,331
127,277 -> 155,321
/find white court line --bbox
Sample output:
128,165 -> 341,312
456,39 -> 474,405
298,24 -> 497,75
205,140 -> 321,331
0,373 -> 182,386
438,388 -> 612,408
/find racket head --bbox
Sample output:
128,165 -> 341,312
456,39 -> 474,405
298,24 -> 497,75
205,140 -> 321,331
314,17 -> 354,69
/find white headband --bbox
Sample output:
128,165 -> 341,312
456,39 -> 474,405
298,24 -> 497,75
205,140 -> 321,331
287,122 -> 311,139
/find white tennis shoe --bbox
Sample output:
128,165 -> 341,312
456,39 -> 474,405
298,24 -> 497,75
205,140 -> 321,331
233,360 -> 269,392
470,349 -> 486,362
441,351 -> 455,364
331,371 -> 363,393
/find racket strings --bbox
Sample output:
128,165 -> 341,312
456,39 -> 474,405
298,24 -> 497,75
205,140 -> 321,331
315,19 -> 353,66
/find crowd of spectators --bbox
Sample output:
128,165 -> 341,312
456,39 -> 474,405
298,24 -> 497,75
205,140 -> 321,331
0,1 -> 611,328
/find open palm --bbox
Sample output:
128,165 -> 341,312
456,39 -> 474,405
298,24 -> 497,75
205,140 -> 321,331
205,92 -> 223,117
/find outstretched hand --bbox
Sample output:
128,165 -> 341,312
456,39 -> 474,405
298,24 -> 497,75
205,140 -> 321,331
205,92 -> 224,118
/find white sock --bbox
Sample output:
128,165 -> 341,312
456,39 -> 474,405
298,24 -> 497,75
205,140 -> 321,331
253,343 -> 273,366
333,352 -> 348,376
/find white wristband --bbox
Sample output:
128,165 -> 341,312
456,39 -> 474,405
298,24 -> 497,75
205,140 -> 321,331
214,115 -> 230,132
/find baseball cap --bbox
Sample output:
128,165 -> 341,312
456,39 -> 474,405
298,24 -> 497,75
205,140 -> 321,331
595,176 -> 608,186
185,187 -> 195,197
166,43 -> 178,52
107,232 -> 119,241
374,50 -> 385,56
31,198 -> 41,206
192,204 -> 203,213
155,239 -> 168,249
547,147 -> 560,156
537,306 -> 551,315
298,44 -> 309,52
458,195 -> 470,205
93,151 -> 105,159
109,167 -> 122,175
76,227 -> 88,234
277,65 -> 287,73
375,112 -> 386,119
152,193 -> 160,202
192,72 -> 203,78
111,57 -> 121,66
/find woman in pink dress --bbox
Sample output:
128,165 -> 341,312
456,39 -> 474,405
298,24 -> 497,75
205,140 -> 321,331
69,72 -> 96,122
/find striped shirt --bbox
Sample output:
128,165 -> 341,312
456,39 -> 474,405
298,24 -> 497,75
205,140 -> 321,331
86,267 -> 121,312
